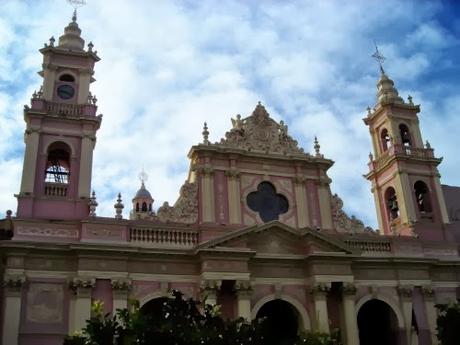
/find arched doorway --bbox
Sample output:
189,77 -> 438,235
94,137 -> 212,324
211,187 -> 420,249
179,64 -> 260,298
256,299 -> 300,345
140,297 -> 170,322
358,299 -> 400,345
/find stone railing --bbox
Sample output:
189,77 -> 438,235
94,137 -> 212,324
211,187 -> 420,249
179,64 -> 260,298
371,144 -> 435,171
29,99 -> 97,117
129,227 -> 199,248
44,182 -> 68,197
345,239 -> 392,253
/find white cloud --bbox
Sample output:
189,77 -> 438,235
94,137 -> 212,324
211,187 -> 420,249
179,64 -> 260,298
0,0 -> 459,230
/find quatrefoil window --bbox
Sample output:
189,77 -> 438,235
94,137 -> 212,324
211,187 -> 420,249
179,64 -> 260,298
247,182 -> 289,222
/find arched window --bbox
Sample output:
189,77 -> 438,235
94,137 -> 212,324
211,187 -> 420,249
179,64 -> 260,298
381,128 -> 391,151
414,181 -> 432,213
399,124 -> 411,147
148,203 -> 152,212
59,73 -> 75,82
385,187 -> 399,220
136,203 -> 139,212
141,202 -> 147,212
45,142 -> 71,184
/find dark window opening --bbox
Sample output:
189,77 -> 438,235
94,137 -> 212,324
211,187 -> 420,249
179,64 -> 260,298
141,202 -> 147,212
399,124 -> 412,147
385,187 -> 399,220
45,144 -> 70,184
381,128 -> 390,151
59,74 -> 75,82
414,181 -> 432,213
136,203 -> 139,212
148,203 -> 152,212
247,181 -> 289,222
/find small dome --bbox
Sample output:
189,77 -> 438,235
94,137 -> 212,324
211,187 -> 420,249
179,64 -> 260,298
134,182 -> 153,200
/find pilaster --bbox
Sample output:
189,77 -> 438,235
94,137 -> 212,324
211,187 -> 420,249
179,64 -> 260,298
226,169 -> 241,224
421,286 -> 437,345
19,129 -> 40,194
235,280 -> 253,320
311,283 -> 330,333
200,279 -> 221,306
317,179 -> 333,229
111,279 -> 131,313
78,135 -> 95,198
68,278 -> 95,334
1,275 -> 26,345
341,283 -> 359,345
200,167 -> 215,223
294,177 -> 310,228
398,285 -> 414,345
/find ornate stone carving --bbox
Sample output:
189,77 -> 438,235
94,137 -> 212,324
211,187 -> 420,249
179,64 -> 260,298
421,286 -> 434,298
235,280 -> 253,297
3,275 -> 26,289
218,103 -> 306,155
157,181 -> 198,224
200,279 -> 221,292
15,226 -> 79,238
341,283 -> 357,296
111,279 -> 132,291
225,169 -> 240,179
331,194 -> 374,233
69,278 -> 95,296
397,285 -> 413,298
310,283 -> 330,296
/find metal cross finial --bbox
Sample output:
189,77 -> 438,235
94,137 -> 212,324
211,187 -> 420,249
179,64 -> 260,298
67,0 -> 87,22
372,42 -> 386,74
138,168 -> 148,185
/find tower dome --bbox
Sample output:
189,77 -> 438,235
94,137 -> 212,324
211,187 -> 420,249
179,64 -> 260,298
130,171 -> 154,220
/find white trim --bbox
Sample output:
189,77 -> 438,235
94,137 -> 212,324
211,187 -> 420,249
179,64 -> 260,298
251,294 -> 311,331
139,291 -> 171,307
129,273 -> 198,282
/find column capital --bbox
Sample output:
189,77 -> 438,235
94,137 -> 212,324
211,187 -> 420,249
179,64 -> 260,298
293,175 -> 307,185
69,277 -> 95,297
310,283 -> 330,297
397,285 -> 413,299
225,169 -> 240,179
195,166 -> 215,177
200,279 -> 221,292
235,280 -> 253,298
111,279 -> 132,298
341,283 -> 357,296
421,285 -> 435,299
3,274 -> 26,296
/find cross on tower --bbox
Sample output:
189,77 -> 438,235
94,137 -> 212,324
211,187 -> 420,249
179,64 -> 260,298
372,42 -> 386,74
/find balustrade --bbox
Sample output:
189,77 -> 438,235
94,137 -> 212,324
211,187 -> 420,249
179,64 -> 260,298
44,182 -> 68,197
345,239 -> 392,252
130,227 -> 199,248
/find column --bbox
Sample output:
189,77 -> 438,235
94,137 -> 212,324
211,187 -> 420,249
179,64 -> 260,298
422,286 -> 437,345
311,284 -> 330,333
1,275 -> 25,345
200,279 -> 221,306
235,280 -> 252,320
398,285 -> 414,345
317,180 -> 333,229
341,283 -> 359,345
294,177 -> 310,228
111,279 -> 131,313
226,169 -> 242,224
69,278 -> 95,334
78,135 -> 95,198
200,167 -> 215,223
19,130 -> 40,194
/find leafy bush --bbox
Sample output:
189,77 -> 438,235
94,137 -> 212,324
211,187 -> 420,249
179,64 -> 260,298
436,302 -> 460,345
64,290 -> 341,345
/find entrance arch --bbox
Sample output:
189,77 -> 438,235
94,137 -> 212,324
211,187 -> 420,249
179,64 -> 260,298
256,299 -> 300,345
140,296 -> 170,319
357,299 -> 401,345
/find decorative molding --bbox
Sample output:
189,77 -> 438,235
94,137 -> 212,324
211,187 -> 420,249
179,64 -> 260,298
111,279 -> 132,291
157,181 -> 198,224
200,279 -> 221,292
341,283 -> 357,296
397,285 -> 413,299
217,103 -> 307,155
3,275 -> 26,289
331,194 -> 374,234
15,226 -> 79,238
69,278 -> 95,297
310,283 -> 330,296
225,169 -> 241,179
421,285 -> 434,298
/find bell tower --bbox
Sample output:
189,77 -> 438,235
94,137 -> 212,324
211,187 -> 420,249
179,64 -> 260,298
364,63 -> 450,239
16,12 -> 102,220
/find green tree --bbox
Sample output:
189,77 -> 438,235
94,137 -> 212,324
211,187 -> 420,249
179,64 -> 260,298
436,302 -> 460,345
64,290 -> 340,345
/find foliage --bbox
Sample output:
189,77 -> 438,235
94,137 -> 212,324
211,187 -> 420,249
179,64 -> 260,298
64,290 -> 341,345
436,302 -> 460,345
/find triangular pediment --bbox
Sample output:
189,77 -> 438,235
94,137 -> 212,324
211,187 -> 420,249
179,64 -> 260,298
197,221 -> 354,256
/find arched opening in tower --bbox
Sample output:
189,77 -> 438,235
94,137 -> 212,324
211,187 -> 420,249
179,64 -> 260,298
256,299 -> 300,345
414,180 -> 432,214
357,299 -> 400,345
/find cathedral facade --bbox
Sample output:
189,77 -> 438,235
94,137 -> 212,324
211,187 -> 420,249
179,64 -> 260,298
1,13 -> 460,345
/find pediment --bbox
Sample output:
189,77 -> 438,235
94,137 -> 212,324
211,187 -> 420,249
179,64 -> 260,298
197,221 -> 354,256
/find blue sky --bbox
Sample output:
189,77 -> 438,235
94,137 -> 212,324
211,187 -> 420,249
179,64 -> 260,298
1,0 -> 459,228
